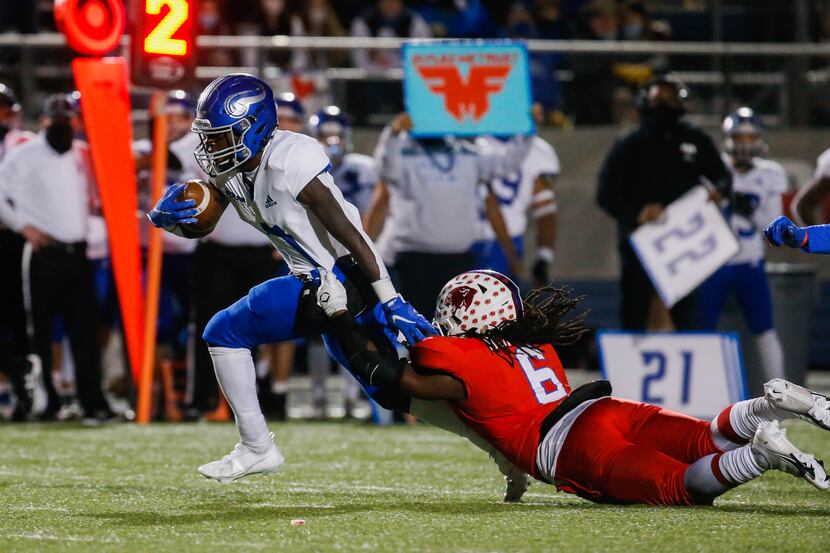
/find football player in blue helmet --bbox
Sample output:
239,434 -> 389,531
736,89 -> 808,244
275,92 -> 305,133
723,107 -> 767,170
191,73 -> 278,177
147,73 -> 445,484
699,105 -> 788,382
308,105 -> 351,166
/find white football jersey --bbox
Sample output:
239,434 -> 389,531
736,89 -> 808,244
725,156 -> 787,265
212,130 -> 385,276
331,152 -> 377,215
477,135 -> 560,240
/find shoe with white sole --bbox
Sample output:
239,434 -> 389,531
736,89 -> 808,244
764,378 -> 830,431
198,432 -> 284,483
751,420 -> 829,491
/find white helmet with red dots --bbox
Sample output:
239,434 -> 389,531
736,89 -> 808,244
434,270 -> 524,336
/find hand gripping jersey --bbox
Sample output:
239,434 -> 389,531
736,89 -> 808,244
212,129 -> 385,276
411,336 -> 571,479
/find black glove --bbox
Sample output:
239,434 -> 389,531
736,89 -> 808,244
731,192 -> 760,218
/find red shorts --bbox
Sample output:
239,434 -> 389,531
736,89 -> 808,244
554,397 -> 720,505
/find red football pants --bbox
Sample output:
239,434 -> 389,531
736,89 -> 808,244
554,397 -> 721,505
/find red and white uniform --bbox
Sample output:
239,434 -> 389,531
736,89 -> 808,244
412,336 -> 723,506
411,337 -> 570,480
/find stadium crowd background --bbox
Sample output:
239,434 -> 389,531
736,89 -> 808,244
1,0 -> 830,423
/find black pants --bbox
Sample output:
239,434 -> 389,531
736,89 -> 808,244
23,242 -> 109,415
394,251 -> 475,319
192,242 -> 278,411
619,244 -> 700,331
0,229 -> 29,377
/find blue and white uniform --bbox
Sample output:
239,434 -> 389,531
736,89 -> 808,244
471,135 -> 559,277
210,130 -> 385,276
699,156 -> 786,335
201,130 -> 399,406
331,152 -> 377,216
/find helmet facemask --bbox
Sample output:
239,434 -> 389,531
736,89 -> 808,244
193,116 -> 254,177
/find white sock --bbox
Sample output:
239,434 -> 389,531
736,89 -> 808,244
717,445 -> 769,484
208,347 -> 271,453
754,330 -> 785,381
308,340 -> 329,404
710,397 -> 793,450
271,380 -> 289,395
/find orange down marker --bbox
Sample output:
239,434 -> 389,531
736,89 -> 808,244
72,57 -> 144,386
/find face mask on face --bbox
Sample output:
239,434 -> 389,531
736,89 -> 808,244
45,121 -> 74,153
646,104 -> 685,130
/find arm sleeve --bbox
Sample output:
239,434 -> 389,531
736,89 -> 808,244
280,139 -> 332,199
805,225 -> 830,254
596,137 -> 639,229
411,338 -> 472,397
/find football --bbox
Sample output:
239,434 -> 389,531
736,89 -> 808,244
176,179 -> 224,236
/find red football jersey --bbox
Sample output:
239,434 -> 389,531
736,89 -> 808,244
411,336 -> 571,479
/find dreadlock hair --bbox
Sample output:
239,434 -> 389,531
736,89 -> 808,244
464,284 -> 589,365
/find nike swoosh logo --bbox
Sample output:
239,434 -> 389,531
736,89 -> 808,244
391,315 -> 416,325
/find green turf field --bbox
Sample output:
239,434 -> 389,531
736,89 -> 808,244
1,421 -> 828,552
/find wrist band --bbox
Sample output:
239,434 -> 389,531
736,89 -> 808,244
372,276 -> 398,304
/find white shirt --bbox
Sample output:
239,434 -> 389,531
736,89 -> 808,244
725,156 -> 787,265
332,153 -> 377,215
477,135 -> 560,240
0,134 -> 93,243
376,131 -> 528,255
211,130 -> 385,276
1,128 -> 34,161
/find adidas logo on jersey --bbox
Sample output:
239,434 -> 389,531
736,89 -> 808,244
265,195 -> 278,208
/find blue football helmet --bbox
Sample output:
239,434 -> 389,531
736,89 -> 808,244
166,89 -> 195,115
723,106 -> 767,166
275,92 -> 305,126
308,105 -> 352,166
192,73 -> 277,177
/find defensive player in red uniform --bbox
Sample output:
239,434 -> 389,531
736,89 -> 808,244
313,268 -> 829,505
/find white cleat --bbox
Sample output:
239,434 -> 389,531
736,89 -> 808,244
198,433 -> 284,483
764,378 -> 830,431
752,420 -> 829,491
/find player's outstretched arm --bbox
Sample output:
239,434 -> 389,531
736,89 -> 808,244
315,269 -> 465,401
764,215 -> 830,254
299,177 -> 436,345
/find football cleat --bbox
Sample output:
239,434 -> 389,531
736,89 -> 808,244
198,433 -> 284,483
503,471 -> 530,503
764,378 -> 830,431
751,420 -> 829,491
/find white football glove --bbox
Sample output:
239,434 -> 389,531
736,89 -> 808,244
316,268 -> 348,317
